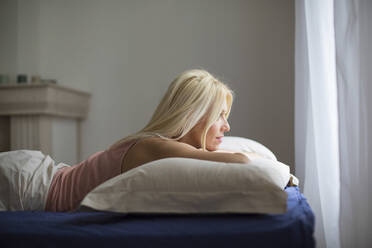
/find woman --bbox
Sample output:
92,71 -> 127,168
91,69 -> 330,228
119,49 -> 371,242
1,69 -> 261,212
44,69 -> 265,212
111,69 -> 254,174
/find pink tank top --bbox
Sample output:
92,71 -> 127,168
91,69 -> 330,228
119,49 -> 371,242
45,139 -> 139,212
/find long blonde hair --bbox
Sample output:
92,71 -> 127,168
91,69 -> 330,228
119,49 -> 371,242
111,69 -> 233,150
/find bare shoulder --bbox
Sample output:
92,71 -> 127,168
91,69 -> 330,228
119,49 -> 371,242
137,136 -> 196,158
121,137 -> 193,173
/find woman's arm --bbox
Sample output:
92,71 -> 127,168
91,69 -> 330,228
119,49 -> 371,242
141,138 -> 250,164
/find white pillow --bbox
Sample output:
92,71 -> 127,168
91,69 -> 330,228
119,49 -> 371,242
219,136 -> 277,161
79,157 -> 290,214
219,136 -> 299,186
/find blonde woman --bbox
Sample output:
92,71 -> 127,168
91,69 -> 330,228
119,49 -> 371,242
0,69 -> 263,212
111,69 -> 255,174
44,69 -> 265,212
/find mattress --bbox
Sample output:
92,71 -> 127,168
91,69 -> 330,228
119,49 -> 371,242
0,186 -> 315,248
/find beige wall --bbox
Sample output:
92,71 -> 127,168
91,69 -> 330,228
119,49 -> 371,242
0,0 -> 17,80
2,0 -> 294,170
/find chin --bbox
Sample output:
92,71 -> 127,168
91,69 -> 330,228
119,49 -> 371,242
206,144 -> 219,151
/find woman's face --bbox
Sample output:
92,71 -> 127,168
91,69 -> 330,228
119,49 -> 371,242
180,98 -> 230,151
204,98 -> 230,151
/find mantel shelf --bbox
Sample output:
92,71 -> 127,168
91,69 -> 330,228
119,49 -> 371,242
0,84 -> 91,119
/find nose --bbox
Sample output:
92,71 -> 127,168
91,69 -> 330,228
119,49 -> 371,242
223,119 -> 230,132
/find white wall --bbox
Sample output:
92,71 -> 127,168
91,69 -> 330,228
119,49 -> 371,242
3,0 -> 294,169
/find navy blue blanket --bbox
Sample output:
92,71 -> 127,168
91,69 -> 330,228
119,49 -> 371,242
0,186 -> 314,248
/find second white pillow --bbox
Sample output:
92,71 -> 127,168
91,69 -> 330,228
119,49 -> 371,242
219,136 -> 277,161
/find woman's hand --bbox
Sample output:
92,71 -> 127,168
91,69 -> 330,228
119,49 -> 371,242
198,148 -> 266,163
213,149 -> 266,160
212,149 -> 236,154
241,152 -> 265,160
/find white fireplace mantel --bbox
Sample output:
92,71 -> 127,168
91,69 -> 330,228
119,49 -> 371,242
0,83 -> 91,164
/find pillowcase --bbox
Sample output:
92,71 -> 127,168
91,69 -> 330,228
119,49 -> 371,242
79,156 -> 290,214
219,136 -> 277,161
219,136 -> 299,186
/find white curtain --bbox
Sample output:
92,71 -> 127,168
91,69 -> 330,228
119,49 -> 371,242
295,0 -> 372,247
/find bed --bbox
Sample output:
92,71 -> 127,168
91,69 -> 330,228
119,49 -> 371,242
0,186 -> 314,248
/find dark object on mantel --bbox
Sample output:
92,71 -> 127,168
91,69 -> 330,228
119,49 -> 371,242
17,74 -> 27,84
